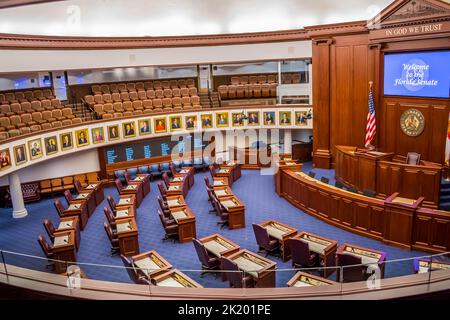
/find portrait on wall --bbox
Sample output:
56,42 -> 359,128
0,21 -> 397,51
0,148 -> 12,170
122,121 -> 136,138
185,115 -> 197,131
263,111 -> 276,126
154,117 -> 167,133
13,145 -> 27,166
28,138 -> 43,160
247,111 -> 260,126
60,132 -> 73,151
75,129 -> 90,147
169,115 -> 183,132
201,114 -> 213,129
107,125 -> 120,141
44,136 -> 58,155
216,112 -> 229,127
91,127 -> 105,144
232,112 -> 245,127
279,111 -> 292,126
295,111 -> 309,126
138,119 -> 151,135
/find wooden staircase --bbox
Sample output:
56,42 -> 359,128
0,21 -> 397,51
66,103 -> 95,122
199,91 -> 221,109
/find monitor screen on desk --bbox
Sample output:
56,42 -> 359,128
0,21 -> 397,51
383,50 -> 450,98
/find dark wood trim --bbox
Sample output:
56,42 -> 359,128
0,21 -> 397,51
0,0 -> 63,9
0,29 -> 309,50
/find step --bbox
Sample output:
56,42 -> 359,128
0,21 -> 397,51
441,180 -> 450,188
439,195 -> 450,203
438,203 -> 450,212
440,188 -> 450,196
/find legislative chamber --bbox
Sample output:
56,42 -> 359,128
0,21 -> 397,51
0,0 -> 449,304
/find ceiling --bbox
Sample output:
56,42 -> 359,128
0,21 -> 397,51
0,0 -> 394,37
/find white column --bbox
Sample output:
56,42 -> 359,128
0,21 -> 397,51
8,171 -> 28,218
284,129 -> 292,154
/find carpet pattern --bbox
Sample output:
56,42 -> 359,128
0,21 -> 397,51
0,163 -> 435,288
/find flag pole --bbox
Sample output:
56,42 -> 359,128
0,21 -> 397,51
366,81 -> 376,151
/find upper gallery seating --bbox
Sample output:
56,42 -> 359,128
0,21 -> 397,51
0,89 -> 55,105
217,73 -> 301,100
83,79 -> 201,119
0,98 -> 83,141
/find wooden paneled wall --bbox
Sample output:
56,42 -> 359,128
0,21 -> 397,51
312,33 -> 449,168
313,34 -> 375,168
380,97 -> 449,164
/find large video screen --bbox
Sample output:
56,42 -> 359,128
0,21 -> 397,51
104,134 -> 206,164
383,50 -> 450,98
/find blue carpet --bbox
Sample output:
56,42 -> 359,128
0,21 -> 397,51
0,163 -> 436,287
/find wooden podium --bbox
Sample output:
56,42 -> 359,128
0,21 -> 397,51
335,145 -> 441,208
384,193 -> 424,250
231,146 -> 272,169
335,145 -> 394,192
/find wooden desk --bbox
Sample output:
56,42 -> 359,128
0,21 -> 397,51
200,233 -> 241,282
120,184 -> 143,208
166,182 -> 186,198
258,220 -> 297,261
335,145 -> 442,208
169,206 -> 196,243
199,234 -> 240,258
287,271 -> 337,287
63,202 -> 89,231
114,205 -> 135,220
84,182 -> 105,206
212,185 -> 234,199
337,243 -> 387,279
52,230 -> 76,274
131,174 -> 150,197
57,216 -> 80,252
219,195 -> 245,230
223,162 -> 242,182
73,191 -> 96,217
293,232 -> 337,277
212,177 -> 229,187
178,167 -> 195,189
132,250 -> 172,280
117,195 -> 136,212
226,249 -> 276,288
215,167 -> 234,187
115,218 -> 140,256
165,195 -> 186,209
413,258 -> 450,274
151,269 -> 203,288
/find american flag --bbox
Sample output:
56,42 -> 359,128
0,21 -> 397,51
365,84 -> 376,148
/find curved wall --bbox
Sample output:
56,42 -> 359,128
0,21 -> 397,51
0,106 -> 312,178
0,41 -> 311,73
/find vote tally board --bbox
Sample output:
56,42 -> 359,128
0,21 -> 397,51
105,134 -> 205,164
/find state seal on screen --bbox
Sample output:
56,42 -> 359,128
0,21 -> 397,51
400,109 -> 425,137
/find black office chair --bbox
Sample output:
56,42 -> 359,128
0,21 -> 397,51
320,177 -> 330,184
363,189 -> 377,198
335,180 -> 344,189
308,171 -> 316,178
347,186 -> 358,193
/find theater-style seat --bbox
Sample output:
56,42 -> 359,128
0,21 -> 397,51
144,81 -> 153,90
135,82 -> 145,92
91,84 -> 102,95
146,89 -> 156,100
117,83 -> 127,93
155,89 -> 164,99
178,79 -> 186,88
109,84 -> 119,93
32,101 -> 44,112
